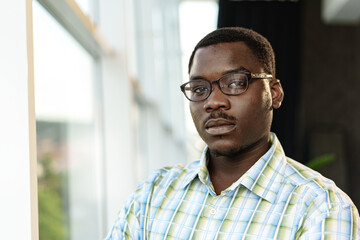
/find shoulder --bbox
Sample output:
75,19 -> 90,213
284,157 -> 355,210
133,161 -> 200,198
284,158 -> 360,238
145,161 -> 199,184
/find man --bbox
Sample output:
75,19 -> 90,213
106,27 -> 360,239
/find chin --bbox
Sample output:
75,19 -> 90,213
207,139 -> 249,157
205,133 -> 267,158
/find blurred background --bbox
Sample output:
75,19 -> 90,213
1,0 -> 360,239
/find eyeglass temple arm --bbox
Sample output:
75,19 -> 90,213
251,73 -> 273,79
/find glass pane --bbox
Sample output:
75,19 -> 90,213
75,0 -> 96,22
33,1 -> 102,239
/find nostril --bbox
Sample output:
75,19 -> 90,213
203,91 -> 230,111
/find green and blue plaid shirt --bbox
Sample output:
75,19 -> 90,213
106,133 -> 360,239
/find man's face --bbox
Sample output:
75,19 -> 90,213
189,42 -> 279,156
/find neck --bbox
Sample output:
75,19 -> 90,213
207,134 -> 271,195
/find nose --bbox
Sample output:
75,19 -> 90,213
203,84 -> 230,112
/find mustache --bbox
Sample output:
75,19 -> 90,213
204,111 -> 237,124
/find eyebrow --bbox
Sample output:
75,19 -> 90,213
189,66 -> 251,81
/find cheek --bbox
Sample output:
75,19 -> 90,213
190,104 -> 202,127
236,89 -> 272,122
248,83 -> 273,112
253,89 -> 273,129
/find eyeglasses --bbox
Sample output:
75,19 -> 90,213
180,71 -> 273,102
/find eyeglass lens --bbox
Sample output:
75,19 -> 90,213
183,72 -> 249,101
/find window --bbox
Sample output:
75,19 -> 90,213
0,1 -> 187,238
33,1 -> 103,239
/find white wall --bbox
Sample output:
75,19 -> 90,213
0,0 -> 38,239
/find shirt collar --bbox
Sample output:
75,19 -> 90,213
236,133 -> 287,203
178,147 -> 208,190
179,133 -> 287,203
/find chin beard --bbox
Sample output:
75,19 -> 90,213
208,136 -> 269,158
209,144 -> 251,158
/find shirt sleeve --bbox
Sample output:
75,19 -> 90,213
296,195 -> 360,240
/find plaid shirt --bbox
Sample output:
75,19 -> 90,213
106,133 -> 360,239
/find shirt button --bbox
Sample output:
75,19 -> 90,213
210,208 -> 217,215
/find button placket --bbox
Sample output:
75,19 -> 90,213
208,195 -> 224,216
210,208 -> 217,215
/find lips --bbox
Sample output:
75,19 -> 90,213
205,119 -> 236,135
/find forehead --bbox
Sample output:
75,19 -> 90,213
190,42 -> 263,79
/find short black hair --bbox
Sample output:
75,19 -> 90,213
188,27 -> 275,77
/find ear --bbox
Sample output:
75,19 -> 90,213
270,79 -> 284,109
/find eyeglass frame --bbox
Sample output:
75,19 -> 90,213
180,71 -> 273,102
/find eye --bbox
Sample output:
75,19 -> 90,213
228,79 -> 247,88
193,86 -> 207,94
184,82 -> 209,97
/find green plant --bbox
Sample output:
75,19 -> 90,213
38,153 -> 69,240
305,153 -> 335,170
